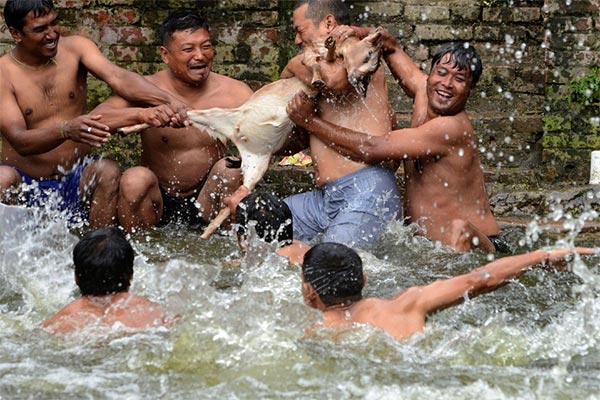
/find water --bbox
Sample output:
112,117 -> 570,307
1,206 -> 599,399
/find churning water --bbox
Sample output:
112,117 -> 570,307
0,204 -> 599,399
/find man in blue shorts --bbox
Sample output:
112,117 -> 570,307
278,0 -> 401,249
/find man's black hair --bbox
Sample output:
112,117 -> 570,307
157,10 -> 210,46
294,0 -> 351,26
302,242 -> 363,306
235,192 -> 293,247
4,0 -> 54,31
431,42 -> 483,88
74,227 -> 134,296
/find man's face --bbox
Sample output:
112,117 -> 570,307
11,9 -> 60,59
161,28 -> 214,86
426,53 -> 473,116
292,4 -> 328,50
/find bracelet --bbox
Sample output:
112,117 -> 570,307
59,121 -> 67,140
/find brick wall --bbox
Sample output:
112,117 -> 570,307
1,0 -> 598,183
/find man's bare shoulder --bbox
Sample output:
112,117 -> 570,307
210,72 -> 253,92
58,35 -> 97,54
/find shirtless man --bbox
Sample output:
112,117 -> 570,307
0,0 -> 187,226
301,242 -> 596,341
91,11 -> 253,231
41,227 -> 175,334
287,35 -> 501,252
272,0 -> 401,249
235,192 -> 310,265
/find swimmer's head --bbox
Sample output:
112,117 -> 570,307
235,192 -> 293,248
74,227 -> 134,296
302,242 -> 364,307
431,42 -> 482,88
4,0 -> 54,32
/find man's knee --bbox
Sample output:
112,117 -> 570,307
210,157 -> 242,182
119,167 -> 158,201
0,167 -> 22,202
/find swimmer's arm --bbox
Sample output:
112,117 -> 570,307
71,36 -> 188,125
287,91 -> 455,163
415,247 -> 595,315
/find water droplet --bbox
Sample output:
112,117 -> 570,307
458,148 -> 464,157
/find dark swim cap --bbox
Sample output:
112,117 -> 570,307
302,242 -> 363,306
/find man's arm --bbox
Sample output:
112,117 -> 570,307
411,247 -> 596,315
69,36 -> 188,124
379,30 -> 427,99
0,76 -> 111,154
91,95 -> 175,134
287,91 -> 457,163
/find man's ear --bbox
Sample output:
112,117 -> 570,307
160,46 -> 169,64
8,27 -> 23,42
302,282 -> 318,308
362,273 -> 367,289
323,14 -> 337,33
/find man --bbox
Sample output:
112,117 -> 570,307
301,242 -> 595,341
0,0 -> 187,226
91,11 -> 253,231
235,192 -> 309,265
269,0 -> 401,250
41,227 -> 175,334
287,35 -> 501,252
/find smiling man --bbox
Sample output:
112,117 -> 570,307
0,0 -> 187,227
92,11 -> 253,231
287,39 -> 502,253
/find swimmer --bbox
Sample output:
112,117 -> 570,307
41,227 -> 175,334
301,242 -> 596,341
235,192 -> 310,265
287,37 -> 501,253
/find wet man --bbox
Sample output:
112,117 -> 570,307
272,0 -> 401,249
92,11 -> 253,231
41,227 -> 175,334
287,35 -> 501,252
0,0 -> 187,226
301,242 -> 595,341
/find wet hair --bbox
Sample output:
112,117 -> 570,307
4,0 -> 54,31
157,10 -> 210,46
302,242 -> 363,306
431,42 -> 483,88
235,192 -> 293,247
74,227 -> 134,296
294,0 -> 351,26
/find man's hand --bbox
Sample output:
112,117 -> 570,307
138,105 -> 178,128
223,185 -> 252,215
62,114 -> 111,147
166,97 -> 191,127
543,247 -> 597,270
286,91 -> 318,129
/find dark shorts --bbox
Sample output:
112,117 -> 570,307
159,184 -> 206,227
1,158 -> 94,223
489,234 -> 512,254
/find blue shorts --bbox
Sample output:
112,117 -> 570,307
284,166 -> 401,248
2,158 -> 94,222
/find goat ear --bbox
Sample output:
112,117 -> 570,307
366,29 -> 382,44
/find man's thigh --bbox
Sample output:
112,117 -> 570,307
324,210 -> 385,249
284,190 -> 326,243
